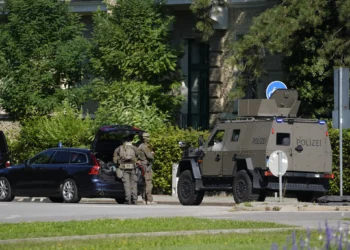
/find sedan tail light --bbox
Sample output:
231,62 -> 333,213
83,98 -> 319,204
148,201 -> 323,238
89,153 -> 100,175
5,161 -> 10,167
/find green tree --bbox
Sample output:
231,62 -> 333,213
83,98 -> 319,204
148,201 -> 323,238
190,0 -> 227,42
90,80 -> 168,133
226,0 -> 350,117
0,0 -> 91,120
90,0 -> 183,114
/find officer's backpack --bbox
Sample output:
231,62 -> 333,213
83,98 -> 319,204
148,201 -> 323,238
119,143 -> 136,163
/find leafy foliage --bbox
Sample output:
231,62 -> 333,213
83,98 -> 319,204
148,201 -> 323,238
90,0 -> 183,114
10,102 -> 94,163
0,0 -> 91,120
226,0 -> 350,117
190,0 -> 227,42
149,126 -> 209,194
89,80 -> 169,133
328,125 -> 350,195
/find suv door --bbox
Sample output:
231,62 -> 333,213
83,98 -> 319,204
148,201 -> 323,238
0,131 -> 9,169
201,124 -> 228,176
42,150 -> 71,194
16,150 -> 55,196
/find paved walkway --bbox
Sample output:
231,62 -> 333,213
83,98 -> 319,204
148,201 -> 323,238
13,195 -> 350,212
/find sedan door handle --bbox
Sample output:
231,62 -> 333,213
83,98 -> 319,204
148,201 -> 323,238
215,154 -> 221,161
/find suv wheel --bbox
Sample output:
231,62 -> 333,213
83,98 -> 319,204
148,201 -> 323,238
177,170 -> 204,206
61,179 -> 81,203
0,177 -> 14,202
233,170 -> 255,204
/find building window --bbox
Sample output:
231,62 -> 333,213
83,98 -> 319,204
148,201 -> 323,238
187,39 -> 209,129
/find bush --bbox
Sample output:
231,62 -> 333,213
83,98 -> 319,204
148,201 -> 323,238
328,125 -> 350,195
149,126 -> 209,194
90,80 -> 169,133
10,101 -> 94,163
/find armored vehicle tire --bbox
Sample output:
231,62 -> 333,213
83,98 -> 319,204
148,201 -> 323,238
233,170 -> 256,204
61,179 -> 81,203
0,177 -> 14,202
178,170 -> 204,206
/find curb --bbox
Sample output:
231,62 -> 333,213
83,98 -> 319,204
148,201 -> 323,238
13,197 -> 235,206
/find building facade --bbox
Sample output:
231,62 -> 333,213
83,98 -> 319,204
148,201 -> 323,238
0,0 -> 283,129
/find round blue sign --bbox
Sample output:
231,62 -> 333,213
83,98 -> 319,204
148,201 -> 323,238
266,81 -> 287,99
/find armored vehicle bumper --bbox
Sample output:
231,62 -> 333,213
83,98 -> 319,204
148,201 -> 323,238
263,171 -> 331,193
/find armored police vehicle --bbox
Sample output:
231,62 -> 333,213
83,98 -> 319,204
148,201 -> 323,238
177,89 -> 333,205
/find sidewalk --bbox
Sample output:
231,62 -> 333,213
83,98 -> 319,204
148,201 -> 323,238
13,195 -> 350,211
13,195 -> 235,206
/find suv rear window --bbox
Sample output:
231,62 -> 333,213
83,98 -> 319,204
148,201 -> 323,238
70,152 -> 87,164
276,133 -> 290,146
51,151 -> 70,164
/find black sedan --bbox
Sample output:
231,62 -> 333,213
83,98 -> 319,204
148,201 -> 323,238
0,147 -> 144,203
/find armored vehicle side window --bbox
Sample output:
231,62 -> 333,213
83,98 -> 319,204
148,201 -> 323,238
208,130 -> 225,151
277,133 -> 290,146
231,130 -> 240,141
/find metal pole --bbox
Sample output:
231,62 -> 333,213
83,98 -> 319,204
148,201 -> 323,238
339,67 -> 343,196
278,152 -> 282,202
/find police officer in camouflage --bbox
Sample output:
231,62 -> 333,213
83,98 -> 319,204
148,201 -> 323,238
138,132 -> 156,205
113,136 -> 140,205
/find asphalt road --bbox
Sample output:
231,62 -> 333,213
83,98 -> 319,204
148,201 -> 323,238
1,202 -> 350,230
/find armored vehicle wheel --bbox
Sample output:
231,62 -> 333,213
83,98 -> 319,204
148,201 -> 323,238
178,170 -> 204,205
233,170 -> 255,204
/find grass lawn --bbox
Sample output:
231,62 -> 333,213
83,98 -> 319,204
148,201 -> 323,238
0,230 -> 325,250
0,217 -> 293,240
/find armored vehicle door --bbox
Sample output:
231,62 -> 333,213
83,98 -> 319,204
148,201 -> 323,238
221,123 -> 244,176
201,124 -> 228,176
292,122 -> 331,172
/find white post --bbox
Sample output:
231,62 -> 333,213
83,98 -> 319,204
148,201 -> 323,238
172,163 -> 179,197
278,152 -> 282,202
339,67 -> 343,197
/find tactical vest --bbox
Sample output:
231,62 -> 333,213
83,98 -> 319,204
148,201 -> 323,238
119,143 -> 136,170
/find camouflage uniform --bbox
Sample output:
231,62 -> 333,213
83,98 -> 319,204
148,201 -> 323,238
138,133 -> 155,204
113,140 -> 140,205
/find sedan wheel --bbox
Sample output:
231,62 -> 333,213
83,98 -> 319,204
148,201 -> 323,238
61,179 -> 80,203
0,177 -> 14,202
